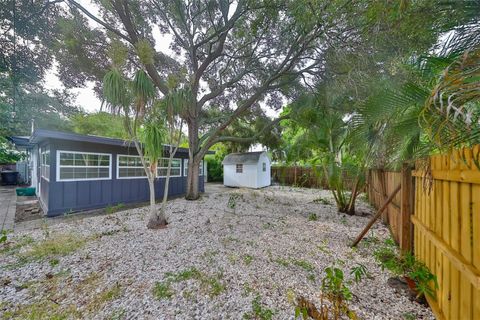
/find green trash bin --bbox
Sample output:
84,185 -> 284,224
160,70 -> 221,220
16,187 -> 36,196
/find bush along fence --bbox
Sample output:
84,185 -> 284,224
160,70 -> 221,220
367,146 -> 480,320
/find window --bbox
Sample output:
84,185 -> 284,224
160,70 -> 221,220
57,151 -> 111,181
158,158 -> 181,177
183,159 -> 204,176
236,164 -> 243,173
262,162 -> 266,172
40,148 -> 50,180
117,155 -> 147,179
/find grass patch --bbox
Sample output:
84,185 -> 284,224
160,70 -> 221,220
2,301 -> 80,320
0,235 -> 34,256
313,197 -> 331,205
291,259 -> 315,272
243,254 -> 254,265
152,281 -> 174,300
153,267 -> 226,300
105,203 -> 125,214
87,283 -> 122,312
274,258 -> 290,267
243,294 -> 275,320
308,213 -> 318,221
19,234 -> 86,263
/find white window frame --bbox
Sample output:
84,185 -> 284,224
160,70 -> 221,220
116,154 -> 148,179
236,164 -> 243,173
40,148 -> 50,181
56,150 -> 112,182
183,159 -> 204,176
157,158 -> 182,178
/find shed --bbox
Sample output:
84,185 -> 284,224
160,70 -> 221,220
10,129 -> 212,217
222,151 -> 271,188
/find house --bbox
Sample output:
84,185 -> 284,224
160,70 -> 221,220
10,129 -> 210,217
222,151 -> 271,189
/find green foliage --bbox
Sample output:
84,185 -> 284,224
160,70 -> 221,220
105,203 -> 125,215
0,230 -> 8,243
373,238 -> 438,299
322,267 -> 352,302
71,112 -> 128,139
153,267 -> 225,300
205,155 -> 223,182
0,137 -> 24,164
350,264 -> 369,284
308,213 -> 318,221
243,295 -> 275,320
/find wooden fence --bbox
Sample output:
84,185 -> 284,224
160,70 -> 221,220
413,148 -> 480,320
366,166 -> 413,252
368,147 -> 480,320
271,166 -> 357,189
271,166 -> 327,188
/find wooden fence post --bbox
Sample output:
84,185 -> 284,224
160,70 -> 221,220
400,163 -> 413,253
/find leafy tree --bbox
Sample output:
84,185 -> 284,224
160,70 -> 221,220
53,0 -> 375,200
1,0 -> 79,136
71,112 -> 128,139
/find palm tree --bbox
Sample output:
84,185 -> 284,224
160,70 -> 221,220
103,68 -> 169,228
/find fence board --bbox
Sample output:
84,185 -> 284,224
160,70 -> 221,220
412,147 -> 480,320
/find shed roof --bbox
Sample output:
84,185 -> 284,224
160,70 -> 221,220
222,151 -> 267,165
12,129 -> 215,154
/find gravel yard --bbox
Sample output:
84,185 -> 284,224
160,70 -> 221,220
0,186 -> 433,319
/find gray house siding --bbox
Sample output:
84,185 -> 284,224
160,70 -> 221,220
42,138 -> 204,217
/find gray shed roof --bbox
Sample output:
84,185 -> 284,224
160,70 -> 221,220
222,151 -> 267,165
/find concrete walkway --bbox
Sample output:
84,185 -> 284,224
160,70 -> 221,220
0,186 -> 16,231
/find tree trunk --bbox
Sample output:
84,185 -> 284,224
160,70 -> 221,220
186,119 -> 201,200
146,174 -> 167,229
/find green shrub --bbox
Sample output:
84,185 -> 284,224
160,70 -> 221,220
205,155 -> 223,182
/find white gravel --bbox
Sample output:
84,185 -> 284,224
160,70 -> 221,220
0,186 -> 434,319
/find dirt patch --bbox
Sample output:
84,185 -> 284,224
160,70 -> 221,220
15,196 -> 43,223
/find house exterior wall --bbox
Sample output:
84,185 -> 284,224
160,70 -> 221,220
41,138 -> 204,217
256,152 -> 271,188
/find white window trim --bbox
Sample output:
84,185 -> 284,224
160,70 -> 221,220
236,163 -> 243,173
56,150 -> 112,182
116,154 -> 148,180
183,159 -> 204,176
157,157 -> 182,178
40,148 -> 50,182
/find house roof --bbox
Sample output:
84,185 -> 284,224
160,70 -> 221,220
7,136 -> 32,148
17,129 -> 214,154
222,151 -> 267,165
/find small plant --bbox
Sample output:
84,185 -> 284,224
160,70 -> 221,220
106,203 -> 125,214
49,258 -> 60,267
243,295 -> 275,320
227,194 -> 242,211
373,238 -> 438,300
350,263 -> 369,283
0,230 -> 8,243
308,213 -> 318,221
243,254 -> 254,265
313,197 -> 331,205
295,265 -> 360,320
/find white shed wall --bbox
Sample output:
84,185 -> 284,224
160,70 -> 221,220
223,164 -> 258,188
255,152 -> 271,188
